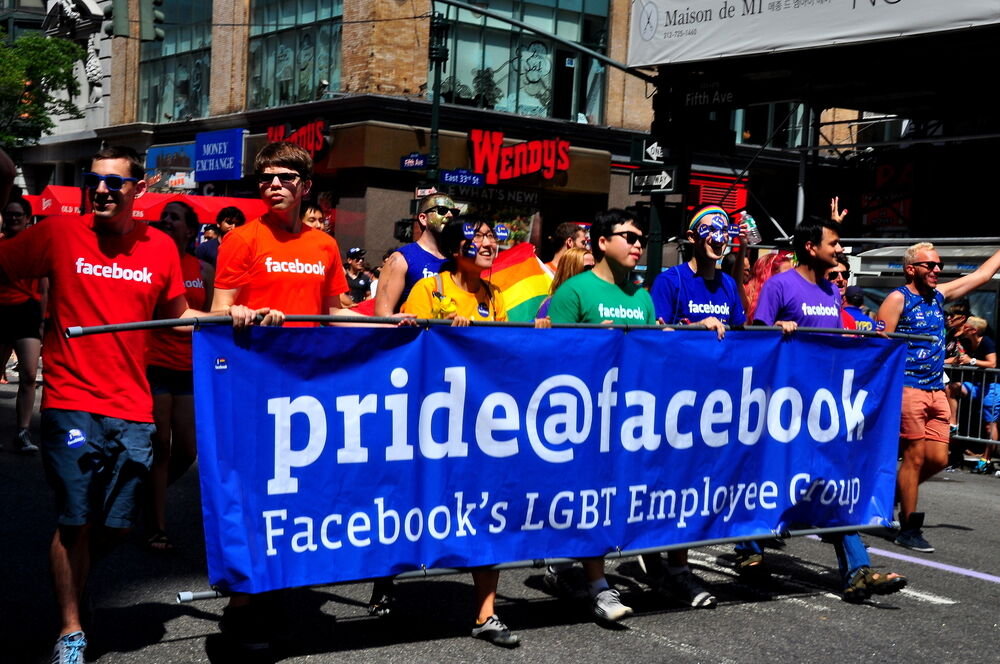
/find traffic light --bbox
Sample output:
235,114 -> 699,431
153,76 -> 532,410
102,0 -> 129,38
140,0 -> 166,42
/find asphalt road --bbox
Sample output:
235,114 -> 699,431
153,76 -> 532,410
3,372 -> 1000,664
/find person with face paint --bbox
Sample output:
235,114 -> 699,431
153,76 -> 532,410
144,201 -> 214,552
374,193 -> 457,316
400,217 -> 520,647
403,217 -> 506,324
650,206 -> 747,341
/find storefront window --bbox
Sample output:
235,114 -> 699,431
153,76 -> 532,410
138,0 -> 212,124
734,103 -> 807,150
247,0 -> 343,110
438,0 -> 608,123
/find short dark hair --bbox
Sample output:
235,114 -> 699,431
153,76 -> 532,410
946,300 -> 971,317
792,216 -> 841,260
439,216 -> 493,270
92,145 -> 144,179
4,195 -> 31,218
216,206 -> 245,225
301,203 -> 322,218
590,208 -> 640,262
253,141 -> 312,180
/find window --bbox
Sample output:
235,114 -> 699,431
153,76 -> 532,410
438,0 -> 608,123
138,0 -> 212,123
247,0 -> 343,110
733,103 -> 807,150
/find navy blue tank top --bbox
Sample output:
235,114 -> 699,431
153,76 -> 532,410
894,286 -> 946,390
398,243 -> 446,309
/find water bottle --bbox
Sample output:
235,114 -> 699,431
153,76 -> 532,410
733,210 -> 762,245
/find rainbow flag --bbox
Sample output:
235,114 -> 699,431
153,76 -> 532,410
488,243 -> 554,322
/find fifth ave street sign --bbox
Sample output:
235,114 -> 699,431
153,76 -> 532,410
630,168 -> 676,194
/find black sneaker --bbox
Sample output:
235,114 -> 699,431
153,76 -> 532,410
220,603 -> 272,652
895,512 -> 934,553
471,614 -> 521,648
14,429 -> 38,454
367,578 -> 394,617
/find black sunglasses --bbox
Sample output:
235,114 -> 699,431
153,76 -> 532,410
422,205 -> 461,217
255,172 -> 302,185
827,270 -> 850,279
83,172 -> 138,191
609,230 -> 648,248
911,260 -> 944,271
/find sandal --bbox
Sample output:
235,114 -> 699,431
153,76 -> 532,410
843,566 -> 907,603
735,551 -> 766,575
146,529 -> 174,552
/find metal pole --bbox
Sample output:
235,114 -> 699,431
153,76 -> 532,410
174,522 -> 895,603
427,11 -> 449,185
64,317 -> 937,342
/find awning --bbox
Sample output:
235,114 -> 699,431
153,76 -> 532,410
37,185 -> 84,216
21,194 -> 41,217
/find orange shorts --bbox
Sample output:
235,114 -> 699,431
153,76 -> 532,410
900,387 -> 950,444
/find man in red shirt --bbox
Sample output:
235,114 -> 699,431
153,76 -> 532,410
0,146 -> 262,664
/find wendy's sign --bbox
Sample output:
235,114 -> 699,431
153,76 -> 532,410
267,120 -> 329,160
470,129 -> 570,186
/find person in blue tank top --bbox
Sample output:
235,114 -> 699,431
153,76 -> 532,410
374,193 -> 457,316
878,241 -> 1000,553
650,205 -> 747,340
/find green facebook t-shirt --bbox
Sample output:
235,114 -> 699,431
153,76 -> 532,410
547,270 -> 656,325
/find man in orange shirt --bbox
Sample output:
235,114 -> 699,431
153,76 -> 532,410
211,142 -> 353,325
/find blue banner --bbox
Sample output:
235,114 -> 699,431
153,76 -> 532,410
194,327 -> 906,594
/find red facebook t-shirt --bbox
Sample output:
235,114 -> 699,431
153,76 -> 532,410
214,217 -> 348,325
147,253 -> 207,372
0,215 -> 185,422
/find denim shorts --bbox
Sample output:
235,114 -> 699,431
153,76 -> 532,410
147,365 -> 194,397
41,409 -> 155,529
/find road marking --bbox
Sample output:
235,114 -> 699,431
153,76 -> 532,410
898,588 -> 957,605
867,546 -> 1000,584
629,628 -> 740,664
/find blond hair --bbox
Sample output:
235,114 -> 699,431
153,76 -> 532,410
904,242 -> 935,266
966,316 -> 987,335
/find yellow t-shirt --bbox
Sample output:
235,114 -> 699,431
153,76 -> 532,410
402,271 -> 507,321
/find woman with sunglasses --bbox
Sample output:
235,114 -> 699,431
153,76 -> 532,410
398,216 -> 524,646
144,201 -> 214,551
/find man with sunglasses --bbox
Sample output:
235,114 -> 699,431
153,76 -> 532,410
545,209 -> 655,623
212,141 -> 352,328
0,146 -> 263,664
374,193 -> 458,316
878,242 -> 1000,553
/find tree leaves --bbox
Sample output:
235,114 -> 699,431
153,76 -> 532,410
0,33 -> 85,149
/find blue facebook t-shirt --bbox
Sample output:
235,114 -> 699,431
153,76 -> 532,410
650,263 -> 746,325
397,242 -> 447,309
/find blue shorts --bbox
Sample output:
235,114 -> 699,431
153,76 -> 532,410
984,384 -> 1000,424
961,382 -> 1000,423
41,409 -> 155,529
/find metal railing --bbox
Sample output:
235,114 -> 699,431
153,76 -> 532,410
945,364 -> 1000,451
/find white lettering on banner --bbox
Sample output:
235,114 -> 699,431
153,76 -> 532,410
259,471 -> 864,555
265,366 -> 870,496
264,257 -> 326,275
74,257 -> 153,284
688,301 -> 730,316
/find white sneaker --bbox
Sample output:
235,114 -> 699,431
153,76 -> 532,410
592,588 -> 633,622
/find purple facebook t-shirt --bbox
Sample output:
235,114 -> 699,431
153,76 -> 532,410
754,269 -> 842,327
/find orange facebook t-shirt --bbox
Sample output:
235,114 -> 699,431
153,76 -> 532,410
147,253 -> 207,372
214,217 -> 348,326
0,215 -> 185,422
